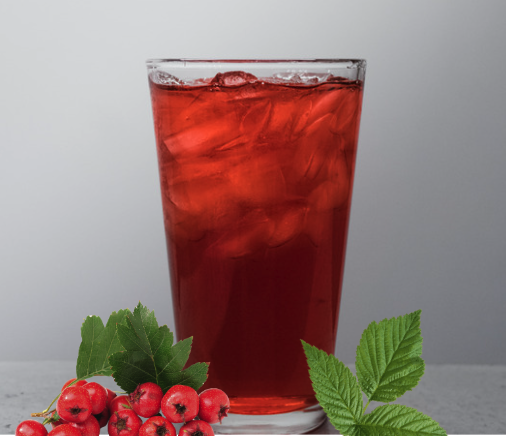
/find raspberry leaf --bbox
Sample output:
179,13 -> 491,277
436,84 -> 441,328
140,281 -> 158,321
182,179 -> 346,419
108,302 -> 208,394
352,404 -> 447,436
302,340 -> 362,435
355,310 -> 425,403
76,309 -> 128,379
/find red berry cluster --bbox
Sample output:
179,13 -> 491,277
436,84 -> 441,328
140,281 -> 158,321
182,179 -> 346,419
16,379 -> 230,436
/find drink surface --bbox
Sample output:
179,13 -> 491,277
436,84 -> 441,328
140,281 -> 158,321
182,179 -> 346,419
149,71 -> 364,414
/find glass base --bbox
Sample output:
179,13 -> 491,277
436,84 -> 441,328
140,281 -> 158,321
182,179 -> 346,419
214,404 -> 326,434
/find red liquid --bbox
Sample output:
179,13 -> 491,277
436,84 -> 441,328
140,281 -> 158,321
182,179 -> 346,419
149,72 -> 363,414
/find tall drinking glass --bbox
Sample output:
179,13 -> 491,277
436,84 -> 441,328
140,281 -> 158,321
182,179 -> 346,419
146,59 -> 366,434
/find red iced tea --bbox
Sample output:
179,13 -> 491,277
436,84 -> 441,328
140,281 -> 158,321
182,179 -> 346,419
149,71 -> 363,415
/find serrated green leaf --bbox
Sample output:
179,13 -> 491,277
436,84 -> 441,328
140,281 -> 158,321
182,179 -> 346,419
355,310 -> 425,403
302,340 -> 362,435
109,302 -> 208,394
76,310 -> 128,379
351,404 -> 446,436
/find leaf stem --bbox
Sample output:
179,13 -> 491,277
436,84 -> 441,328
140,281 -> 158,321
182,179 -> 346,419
363,399 -> 371,415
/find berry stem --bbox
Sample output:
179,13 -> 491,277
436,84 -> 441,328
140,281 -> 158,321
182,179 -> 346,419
41,411 -> 57,426
32,376 -> 89,418
31,389 -> 62,417
31,408 -> 55,418
44,392 -> 61,413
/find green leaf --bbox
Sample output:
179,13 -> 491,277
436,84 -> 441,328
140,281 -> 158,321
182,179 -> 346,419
351,404 -> 447,436
302,340 -> 362,435
76,310 -> 128,379
109,302 -> 208,394
355,310 -> 425,403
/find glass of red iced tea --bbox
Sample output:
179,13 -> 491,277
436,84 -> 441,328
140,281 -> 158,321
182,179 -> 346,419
146,59 -> 366,434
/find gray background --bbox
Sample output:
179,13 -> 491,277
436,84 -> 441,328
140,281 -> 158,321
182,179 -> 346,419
1,0 -> 505,366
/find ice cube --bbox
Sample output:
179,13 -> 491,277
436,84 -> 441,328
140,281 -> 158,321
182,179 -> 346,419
291,99 -> 313,136
272,71 -> 301,83
305,209 -> 333,247
239,100 -> 272,138
272,71 -> 331,85
262,93 -> 316,141
211,71 -> 258,87
150,70 -> 185,86
289,114 -> 336,181
211,209 -> 274,258
164,204 -> 206,244
226,151 -> 287,206
301,72 -> 332,84
326,74 -> 348,83
268,204 -> 307,248
164,119 -> 244,161
329,90 -> 361,134
308,179 -> 349,212
306,90 -> 346,127
263,100 -> 297,138
169,174 -> 227,213
169,154 -> 234,184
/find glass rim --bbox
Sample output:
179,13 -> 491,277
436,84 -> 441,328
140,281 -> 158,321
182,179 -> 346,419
146,58 -> 366,68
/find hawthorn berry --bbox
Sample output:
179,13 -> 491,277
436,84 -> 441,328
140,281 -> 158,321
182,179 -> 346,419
47,424 -> 81,436
139,416 -> 176,436
161,385 -> 199,424
198,388 -> 230,424
178,420 -> 214,436
106,388 -> 118,408
129,382 -> 163,418
61,379 -> 87,392
82,382 -> 107,414
110,395 -> 133,414
16,420 -> 48,436
93,407 -> 110,428
68,415 -> 100,436
108,410 -> 142,436
56,386 -> 92,423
